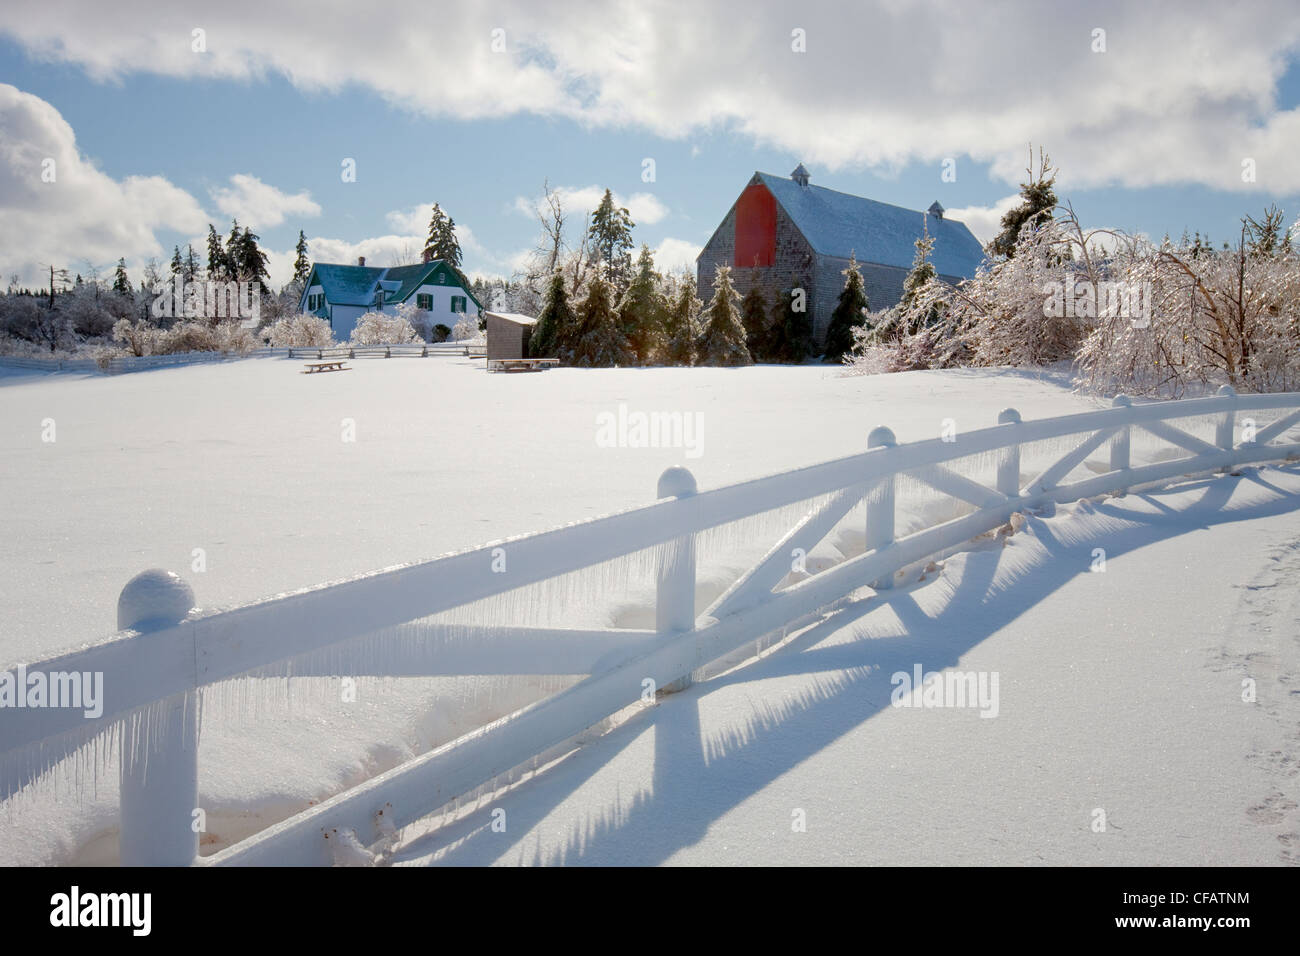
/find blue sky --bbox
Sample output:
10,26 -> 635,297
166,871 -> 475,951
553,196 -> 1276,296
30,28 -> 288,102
4,1 -> 1300,289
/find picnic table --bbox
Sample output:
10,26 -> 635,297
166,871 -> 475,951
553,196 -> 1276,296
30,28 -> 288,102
302,361 -> 350,374
488,358 -> 560,373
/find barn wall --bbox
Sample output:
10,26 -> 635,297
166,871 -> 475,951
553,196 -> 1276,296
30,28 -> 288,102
698,190 -> 816,340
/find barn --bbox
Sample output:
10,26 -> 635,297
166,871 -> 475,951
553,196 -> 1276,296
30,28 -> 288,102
696,165 -> 986,346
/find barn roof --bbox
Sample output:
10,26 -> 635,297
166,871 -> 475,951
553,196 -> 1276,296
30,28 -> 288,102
753,171 -> 986,277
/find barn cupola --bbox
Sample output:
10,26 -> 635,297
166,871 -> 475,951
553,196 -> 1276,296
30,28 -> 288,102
928,201 -> 945,220
791,163 -> 811,188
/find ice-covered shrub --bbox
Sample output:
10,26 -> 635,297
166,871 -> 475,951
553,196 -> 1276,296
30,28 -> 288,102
350,311 -> 419,346
267,313 -> 335,348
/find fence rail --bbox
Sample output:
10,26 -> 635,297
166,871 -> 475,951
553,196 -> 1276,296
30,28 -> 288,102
0,342 -> 482,376
4,385 -> 1300,866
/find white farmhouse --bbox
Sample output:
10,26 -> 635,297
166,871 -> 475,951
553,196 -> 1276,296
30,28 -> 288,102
299,257 -> 482,342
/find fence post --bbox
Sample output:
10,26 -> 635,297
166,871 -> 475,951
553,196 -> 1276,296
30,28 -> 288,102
1111,394 -> 1132,477
996,408 -> 1021,498
1216,384 -> 1237,472
866,426 -> 896,590
656,467 -> 697,693
116,569 -> 199,867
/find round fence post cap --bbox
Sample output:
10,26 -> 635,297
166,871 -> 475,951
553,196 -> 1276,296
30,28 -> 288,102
867,425 -> 896,449
1112,394 -> 1133,407
1217,384 -> 1237,397
998,407 -> 1022,424
118,569 -> 195,631
657,466 -> 697,499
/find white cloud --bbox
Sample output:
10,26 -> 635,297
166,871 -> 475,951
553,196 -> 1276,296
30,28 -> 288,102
5,1 -> 1300,191
653,237 -> 702,273
211,174 -> 321,230
385,203 -> 431,236
943,195 -> 1019,245
0,83 -> 208,286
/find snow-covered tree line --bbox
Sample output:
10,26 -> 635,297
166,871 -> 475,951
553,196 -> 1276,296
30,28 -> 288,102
843,149 -> 1300,396
1,222 -> 309,357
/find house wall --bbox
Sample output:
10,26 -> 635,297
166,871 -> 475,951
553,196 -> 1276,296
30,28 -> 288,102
410,283 -> 475,326
326,304 -> 369,343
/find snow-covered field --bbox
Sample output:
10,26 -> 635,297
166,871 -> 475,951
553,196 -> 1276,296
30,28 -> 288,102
1,354 -> 1296,865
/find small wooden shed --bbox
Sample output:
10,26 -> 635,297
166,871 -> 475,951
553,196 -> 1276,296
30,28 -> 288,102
485,312 -> 537,361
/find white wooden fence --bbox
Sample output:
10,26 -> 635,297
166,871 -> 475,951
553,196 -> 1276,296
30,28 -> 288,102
4,385 -> 1300,866
0,342 -> 476,375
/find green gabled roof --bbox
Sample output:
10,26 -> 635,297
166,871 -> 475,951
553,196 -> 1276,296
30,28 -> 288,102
306,263 -> 387,306
304,260 -> 482,310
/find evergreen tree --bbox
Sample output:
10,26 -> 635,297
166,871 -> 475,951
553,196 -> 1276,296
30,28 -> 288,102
900,218 -> 943,332
990,146 -> 1057,258
739,273 -> 770,361
771,282 -> 813,363
565,271 -> 635,367
616,245 -> 663,363
183,245 -> 201,285
112,258 -> 131,296
422,203 -> 463,265
696,265 -> 752,366
224,219 -> 242,279
235,227 -> 270,286
292,230 -> 311,284
530,271 -> 575,358
587,189 -> 635,293
206,224 -> 228,279
170,246 -> 184,282
665,275 -> 702,366
823,255 -> 870,362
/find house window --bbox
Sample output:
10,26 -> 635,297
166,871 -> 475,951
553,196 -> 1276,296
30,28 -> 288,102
416,293 -> 433,310
307,293 -> 322,311
436,273 -> 445,284
450,295 -> 467,313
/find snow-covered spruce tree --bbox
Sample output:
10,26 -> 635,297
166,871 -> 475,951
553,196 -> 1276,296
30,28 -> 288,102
664,275 -> 702,366
567,271 -> 635,367
617,245 -> 664,363
206,224 -> 229,281
740,274 -> 771,361
112,258 -> 131,296
823,255 -> 869,362
588,189 -> 636,295
771,281 -> 814,363
292,231 -> 311,286
530,271 -> 574,358
696,265 -> 752,366
989,146 -> 1058,259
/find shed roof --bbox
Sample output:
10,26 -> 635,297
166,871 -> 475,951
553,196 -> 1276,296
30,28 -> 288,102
485,312 -> 537,326
752,172 -> 986,277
